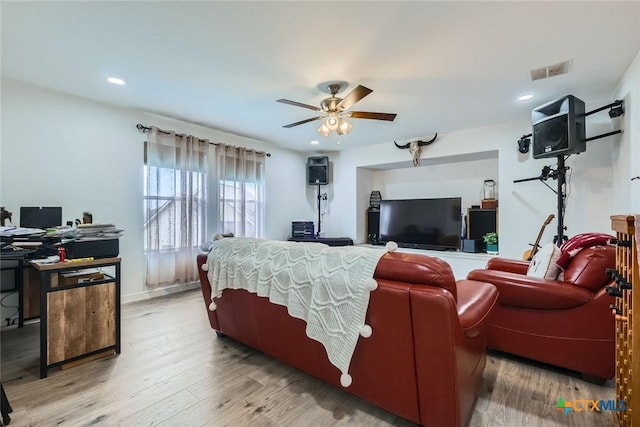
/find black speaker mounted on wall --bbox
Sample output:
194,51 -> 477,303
532,95 -> 586,159
307,156 -> 329,185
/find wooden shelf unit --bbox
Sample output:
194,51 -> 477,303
611,215 -> 638,426
32,257 -> 121,378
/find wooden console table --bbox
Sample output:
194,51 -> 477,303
32,257 -> 121,378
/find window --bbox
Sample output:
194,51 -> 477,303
144,166 -> 207,252
142,128 -> 265,287
143,132 -> 209,287
216,147 -> 265,238
220,180 -> 262,237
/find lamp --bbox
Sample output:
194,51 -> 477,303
317,114 -> 352,137
326,115 -> 339,130
337,118 -> 352,136
317,122 -> 330,137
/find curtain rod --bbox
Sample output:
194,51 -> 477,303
136,123 -> 271,157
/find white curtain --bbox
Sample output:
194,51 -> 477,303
144,127 -> 208,287
215,145 -> 265,238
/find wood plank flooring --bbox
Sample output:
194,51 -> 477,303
1,289 -> 616,426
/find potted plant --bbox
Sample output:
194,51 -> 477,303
483,232 -> 499,254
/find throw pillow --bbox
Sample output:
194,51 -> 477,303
527,243 -> 562,280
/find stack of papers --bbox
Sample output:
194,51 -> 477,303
76,224 -> 124,240
46,224 -> 124,241
31,255 -> 60,265
44,227 -> 78,238
0,226 -> 45,237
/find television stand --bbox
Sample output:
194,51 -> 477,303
396,242 -> 457,251
288,237 -> 353,247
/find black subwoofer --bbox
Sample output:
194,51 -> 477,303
532,95 -> 586,159
467,208 -> 497,240
367,209 -> 380,244
307,156 -> 329,185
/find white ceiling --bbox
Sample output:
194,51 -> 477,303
2,1 -> 639,152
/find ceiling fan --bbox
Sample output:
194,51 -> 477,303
277,83 -> 397,136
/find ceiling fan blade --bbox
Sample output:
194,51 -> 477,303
283,116 -> 324,128
337,85 -> 373,110
348,111 -> 397,121
277,99 -> 321,111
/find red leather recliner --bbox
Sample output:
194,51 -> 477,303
467,244 -> 616,380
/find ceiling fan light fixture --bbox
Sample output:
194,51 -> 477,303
317,123 -> 331,137
337,118 -> 352,136
280,83 -> 396,138
326,116 -> 339,130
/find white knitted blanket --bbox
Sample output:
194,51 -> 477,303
204,238 -> 386,387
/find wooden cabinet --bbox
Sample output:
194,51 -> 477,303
33,257 -> 121,378
22,267 -> 41,320
47,282 -> 116,365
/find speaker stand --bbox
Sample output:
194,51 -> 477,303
553,155 -> 568,246
514,155 -> 569,246
316,184 -> 322,237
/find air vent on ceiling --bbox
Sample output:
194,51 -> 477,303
530,60 -> 571,81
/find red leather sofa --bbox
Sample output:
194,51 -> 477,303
467,245 -> 616,380
197,251 -> 498,426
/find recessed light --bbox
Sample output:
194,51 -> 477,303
107,77 -> 126,86
310,140 -> 320,145
518,94 -> 533,101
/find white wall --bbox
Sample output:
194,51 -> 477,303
372,156 -> 499,210
612,50 -> 640,213
321,115 -> 621,260
0,79 -> 312,314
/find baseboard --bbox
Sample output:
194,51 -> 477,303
122,281 -> 200,304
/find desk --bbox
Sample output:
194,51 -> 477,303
0,249 -> 37,327
32,257 -> 121,378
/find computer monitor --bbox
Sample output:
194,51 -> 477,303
19,206 -> 62,229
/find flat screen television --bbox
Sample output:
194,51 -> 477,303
379,197 -> 462,251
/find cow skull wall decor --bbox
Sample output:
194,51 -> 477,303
393,133 -> 438,167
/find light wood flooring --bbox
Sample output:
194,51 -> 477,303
1,289 -> 616,426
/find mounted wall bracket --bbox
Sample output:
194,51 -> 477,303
583,99 -> 625,142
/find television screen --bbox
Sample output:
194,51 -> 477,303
379,197 -> 462,251
20,206 -> 62,229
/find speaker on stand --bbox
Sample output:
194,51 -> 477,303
307,156 -> 329,236
532,95 -> 586,159
307,156 -> 329,185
